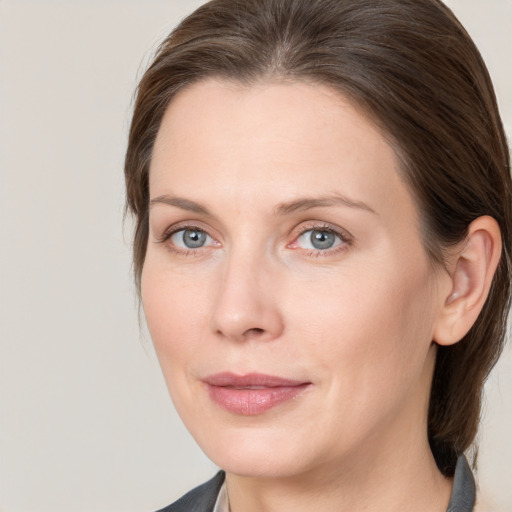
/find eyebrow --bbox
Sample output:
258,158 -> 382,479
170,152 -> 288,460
149,195 -> 212,216
275,193 -> 377,216
149,192 -> 377,217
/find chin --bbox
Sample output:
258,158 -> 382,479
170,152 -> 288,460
210,447 -> 305,478
190,421 -> 325,478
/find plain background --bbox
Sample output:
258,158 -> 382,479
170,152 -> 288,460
0,1 -> 511,511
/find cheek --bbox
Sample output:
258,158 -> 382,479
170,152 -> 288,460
140,259 -> 222,427
326,286 -> 434,450
141,259 -> 213,373
286,257 -> 438,396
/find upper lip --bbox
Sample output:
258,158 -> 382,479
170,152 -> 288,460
203,372 -> 309,388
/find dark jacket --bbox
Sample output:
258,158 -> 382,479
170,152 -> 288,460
156,455 -> 475,512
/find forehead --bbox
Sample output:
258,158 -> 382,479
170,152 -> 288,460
149,78 -> 417,227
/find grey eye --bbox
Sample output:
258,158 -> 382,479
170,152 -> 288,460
183,229 -> 207,248
296,228 -> 342,251
310,230 -> 336,249
171,228 -> 211,249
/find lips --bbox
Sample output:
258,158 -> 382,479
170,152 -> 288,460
203,372 -> 311,415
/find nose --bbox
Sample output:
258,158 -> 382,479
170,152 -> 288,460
210,252 -> 284,343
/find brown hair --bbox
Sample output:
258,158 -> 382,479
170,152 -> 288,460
125,0 -> 511,475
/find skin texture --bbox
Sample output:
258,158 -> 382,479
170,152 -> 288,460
141,79 -> 500,511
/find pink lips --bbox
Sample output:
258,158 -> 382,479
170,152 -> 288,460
203,372 -> 311,415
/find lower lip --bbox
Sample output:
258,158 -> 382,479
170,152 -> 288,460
206,383 -> 311,415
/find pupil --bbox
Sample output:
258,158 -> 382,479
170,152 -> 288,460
183,229 -> 206,248
311,230 -> 335,250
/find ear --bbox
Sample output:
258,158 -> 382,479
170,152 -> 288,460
433,216 -> 502,346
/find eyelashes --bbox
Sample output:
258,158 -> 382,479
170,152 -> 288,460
289,224 -> 352,254
155,224 -> 218,258
156,221 -> 353,257
163,226 -> 218,250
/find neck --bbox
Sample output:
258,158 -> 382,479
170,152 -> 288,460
225,436 -> 452,512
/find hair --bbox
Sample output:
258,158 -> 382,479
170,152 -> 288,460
125,0 -> 511,476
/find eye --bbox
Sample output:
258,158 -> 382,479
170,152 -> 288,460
295,228 -> 344,251
170,228 -> 214,249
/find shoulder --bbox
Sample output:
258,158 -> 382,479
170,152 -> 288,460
154,471 -> 226,512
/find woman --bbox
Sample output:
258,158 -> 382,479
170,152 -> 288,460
124,0 -> 511,510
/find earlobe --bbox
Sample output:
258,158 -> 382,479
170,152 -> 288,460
433,216 -> 502,346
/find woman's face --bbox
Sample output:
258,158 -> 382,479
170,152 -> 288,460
142,79 -> 449,478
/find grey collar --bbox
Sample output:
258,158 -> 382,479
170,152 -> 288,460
447,455 -> 476,512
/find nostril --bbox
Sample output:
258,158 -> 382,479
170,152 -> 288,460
245,327 -> 265,337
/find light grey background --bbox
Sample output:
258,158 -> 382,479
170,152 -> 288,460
0,1 -> 510,511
